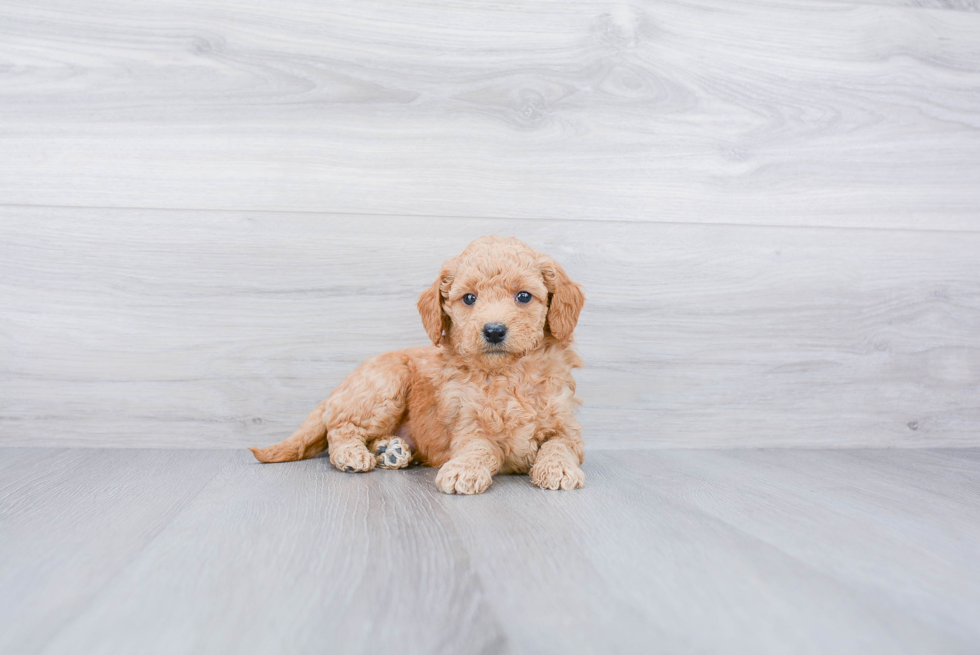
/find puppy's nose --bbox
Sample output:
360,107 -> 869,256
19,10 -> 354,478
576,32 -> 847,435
482,323 -> 507,344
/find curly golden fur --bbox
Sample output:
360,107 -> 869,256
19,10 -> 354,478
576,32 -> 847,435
249,236 -> 586,494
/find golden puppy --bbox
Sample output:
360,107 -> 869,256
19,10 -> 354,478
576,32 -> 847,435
249,236 -> 586,494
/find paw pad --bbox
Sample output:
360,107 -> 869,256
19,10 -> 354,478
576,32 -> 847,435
372,437 -> 412,469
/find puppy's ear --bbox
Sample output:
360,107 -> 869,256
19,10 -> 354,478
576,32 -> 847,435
541,256 -> 585,343
418,264 -> 454,345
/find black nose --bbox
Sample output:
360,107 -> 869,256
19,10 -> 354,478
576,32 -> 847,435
482,323 -> 507,344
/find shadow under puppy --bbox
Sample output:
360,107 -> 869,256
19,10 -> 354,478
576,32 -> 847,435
250,236 -> 586,495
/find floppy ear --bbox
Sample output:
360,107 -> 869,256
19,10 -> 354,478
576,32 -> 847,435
417,264 -> 454,345
541,256 -> 585,343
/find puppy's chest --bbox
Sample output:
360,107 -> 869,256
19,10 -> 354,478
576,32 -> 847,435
448,373 -> 550,437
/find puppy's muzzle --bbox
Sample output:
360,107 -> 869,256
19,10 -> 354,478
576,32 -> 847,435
482,323 -> 507,344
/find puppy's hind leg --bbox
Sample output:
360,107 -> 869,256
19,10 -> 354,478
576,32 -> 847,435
325,351 -> 412,473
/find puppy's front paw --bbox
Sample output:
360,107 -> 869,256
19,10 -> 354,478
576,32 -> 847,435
435,459 -> 493,495
329,442 -> 376,473
529,458 -> 585,491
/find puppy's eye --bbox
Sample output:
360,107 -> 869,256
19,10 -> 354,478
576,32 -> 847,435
462,293 -> 477,305
516,291 -> 532,304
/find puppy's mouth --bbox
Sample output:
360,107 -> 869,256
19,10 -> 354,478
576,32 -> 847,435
483,344 -> 510,355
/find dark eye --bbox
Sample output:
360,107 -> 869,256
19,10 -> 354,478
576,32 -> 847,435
516,291 -> 532,304
462,293 -> 477,305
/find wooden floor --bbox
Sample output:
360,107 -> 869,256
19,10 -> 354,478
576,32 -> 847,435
2,447 -> 979,654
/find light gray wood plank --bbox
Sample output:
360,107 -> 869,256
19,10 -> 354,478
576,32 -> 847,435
3,448 -> 976,654
947,448 -> 980,462
618,449 -> 980,644
1,206 -> 978,449
32,451 -> 506,655
1,0 -> 979,229
0,447 -> 49,474
822,0 -> 980,11
838,448 -> 980,500
0,448 -> 230,655
432,450 -> 978,654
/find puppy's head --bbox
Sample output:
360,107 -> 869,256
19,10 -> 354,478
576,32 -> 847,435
418,236 -> 584,359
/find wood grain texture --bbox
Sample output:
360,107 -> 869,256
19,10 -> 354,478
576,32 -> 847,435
2,448 -> 978,654
1,0 -> 979,229
2,205 -> 978,449
441,449 -> 980,653
0,448 -> 229,655
616,449 -> 980,644
32,452 -> 506,655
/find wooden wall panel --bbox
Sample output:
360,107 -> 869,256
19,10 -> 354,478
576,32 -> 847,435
2,206 -> 977,449
1,0 -> 979,228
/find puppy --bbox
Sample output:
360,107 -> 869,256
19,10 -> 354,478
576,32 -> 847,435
249,236 -> 586,494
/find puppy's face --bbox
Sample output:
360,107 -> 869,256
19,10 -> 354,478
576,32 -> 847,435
443,261 -> 550,358
418,236 -> 584,360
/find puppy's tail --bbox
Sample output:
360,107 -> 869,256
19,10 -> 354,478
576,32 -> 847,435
249,399 -> 329,463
